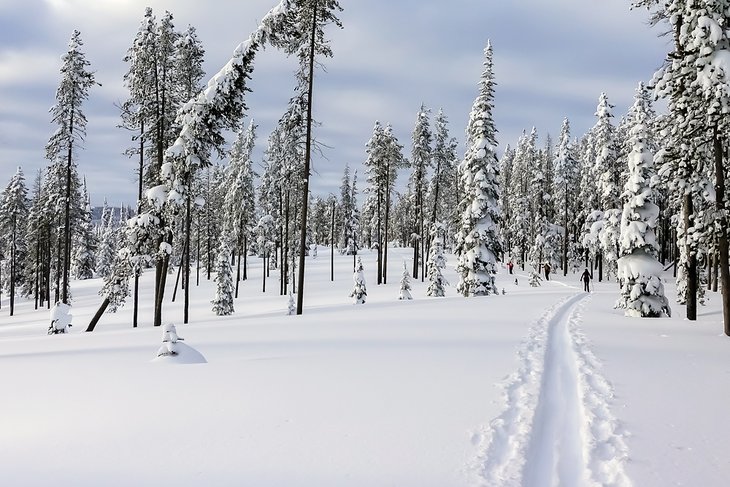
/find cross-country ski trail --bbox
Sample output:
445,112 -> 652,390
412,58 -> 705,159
472,293 -> 631,486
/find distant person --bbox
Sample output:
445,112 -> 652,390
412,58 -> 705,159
507,261 -> 514,274
544,262 -> 551,280
580,268 -> 592,292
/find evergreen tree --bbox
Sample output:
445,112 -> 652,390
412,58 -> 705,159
398,260 -> 413,300
71,184 -> 96,280
338,164 -> 353,252
635,0 -> 730,329
350,256 -> 367,304
552,118 -> 582,275
426,222 -> 448,297
46,30 -> 96,304
95,200 -> 116,280
428,109 -> 459,233
211,241 -> 234,316
616,86 -> 670,317
364,122 -> 404,284
409,104 -> 433,280
455,41 -> 501,297
0,167 -> 29,316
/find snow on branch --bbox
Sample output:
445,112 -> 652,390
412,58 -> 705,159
162,0 -> 293,205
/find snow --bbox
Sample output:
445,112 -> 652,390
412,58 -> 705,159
1,248 -> 729,485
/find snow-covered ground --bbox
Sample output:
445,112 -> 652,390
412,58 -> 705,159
0,248 -> 728,486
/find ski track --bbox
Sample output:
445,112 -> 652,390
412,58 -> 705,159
472,293 -> 632,487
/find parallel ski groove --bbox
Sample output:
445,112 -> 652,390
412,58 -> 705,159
473,293 -> 631,486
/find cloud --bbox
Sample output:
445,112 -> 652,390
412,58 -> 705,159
0,0 -> 672,207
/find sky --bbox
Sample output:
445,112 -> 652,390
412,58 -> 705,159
0,0 -> 669,207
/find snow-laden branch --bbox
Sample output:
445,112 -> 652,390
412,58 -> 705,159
150,0 -> 293,210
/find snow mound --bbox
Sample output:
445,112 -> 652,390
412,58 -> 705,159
152,341 -> 207,365
152,323 -> 207,364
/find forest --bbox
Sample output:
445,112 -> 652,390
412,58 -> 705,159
0,0 -> 728,336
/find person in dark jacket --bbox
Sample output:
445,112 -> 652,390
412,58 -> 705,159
544,262 -> 551,280
580,268 -> 592,292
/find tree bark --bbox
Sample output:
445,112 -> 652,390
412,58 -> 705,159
712,126 -> 729,334
86,297 -> 110,332
295,2 -> 318,315
684,192 -> 697,321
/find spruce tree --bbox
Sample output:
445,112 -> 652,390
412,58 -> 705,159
211,241 -> 235,316
426,222 -> 448,297
350,256 -> 367,304
398,260 -> 413,300
0,168 -> 29,316
455,41 -> 501,297
616,86 -> 670,317
71,184 -> 96,280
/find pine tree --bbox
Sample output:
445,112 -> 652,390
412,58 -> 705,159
426,222 -> 448,297
552,118 -> 582,275
363,122 -> 404,284
616,85 -> 670,317
398,261 -> 413,300
409,104 -> 433,281
223,119 -> 257,298
95,200 -> 116,279
593,92 -> 621,281
46,30 -> 96,305
455,41 -> 501,297
211,241 -> 234,316
350,256 -> 367,304
71,184 -> 96,280
428,109 -> 459,234
0,167 -> 29,316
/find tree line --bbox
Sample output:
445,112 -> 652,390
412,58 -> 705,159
0,0 -> 727,334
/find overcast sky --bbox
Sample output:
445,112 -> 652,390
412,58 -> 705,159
0,0 -> 669,207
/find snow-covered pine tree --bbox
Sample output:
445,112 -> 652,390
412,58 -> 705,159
211,240 -> 234,316
71,183 -> 96,280
507,130 -> 536,269
46,30 -> 96,304
0,167 -> 29,316
126,1 -> 294,328
363,122 -> 404,284
95,200 -> 116,280
642,0 -> 730,330
428,109 -> 458,237
616,85 -> 670,317
338,164 -> 353,252
398,260 -> 413,300
455,41 -> 501,297
593,92 -> 621,281
498,145 -> 515,255
409,104 -> 433,281
223,119 -> 257,297
350,256 -> 367,304
552,118 -> 582,275
426,222 -> 448,297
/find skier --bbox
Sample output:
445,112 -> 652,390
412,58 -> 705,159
507,261 -> 514,274
580,268 -> 592,292
544,262 -> 551,280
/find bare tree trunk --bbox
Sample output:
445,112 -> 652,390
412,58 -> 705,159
331,200 -> 335,282
383,161 -> 391,284
295,2 -> 318,315
684,192 -> 697,321
86,297 -> 110,332
712,127 -> 729,334
184,184 -> 192,324
563,182 -> 568,276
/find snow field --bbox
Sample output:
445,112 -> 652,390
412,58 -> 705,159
0,249 -> 729,485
